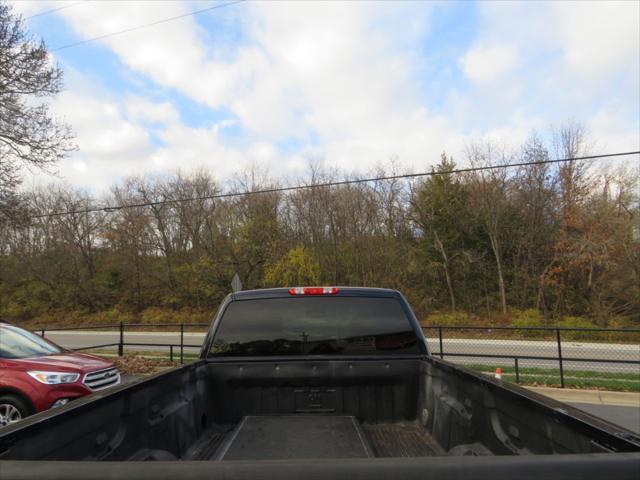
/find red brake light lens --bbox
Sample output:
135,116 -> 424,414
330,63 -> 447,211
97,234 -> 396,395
288,287 -> 339,295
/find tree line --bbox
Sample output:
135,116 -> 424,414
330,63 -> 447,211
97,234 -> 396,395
0,126 -> 638,327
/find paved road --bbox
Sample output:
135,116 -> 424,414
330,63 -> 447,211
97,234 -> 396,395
45,330 -> 205,354
426,337 -> 640,374
42,330 -> 640,374
569,403 -> 640,434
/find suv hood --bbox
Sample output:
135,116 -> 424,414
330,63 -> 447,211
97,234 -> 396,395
9,352 -> 114,374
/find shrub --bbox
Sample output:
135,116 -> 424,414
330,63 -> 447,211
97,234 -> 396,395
510,308 -> 544,326
139,307 -> 209,326
423,311 -> 470,327
89,309 -> 135,326
509,309 -> 548,338
556,316 -> 597,340
556,316 -> 597,329
0,282 -> 53,320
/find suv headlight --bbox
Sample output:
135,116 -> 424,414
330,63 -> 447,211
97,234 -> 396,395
27,371 -> 80,384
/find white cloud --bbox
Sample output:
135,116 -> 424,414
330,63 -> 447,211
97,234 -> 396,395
225,2 -> 456,169
55,1 -> 249,108
126,96 -> 179,125
8,0 -> 54,18
40,91 -> 155,189
151,122 -> 247,177
588,100 -> 640,153
453,1 -> 639,145
460,45 -> 518,83
49,1 -> 452,172
52,89 -> 151,160
553,1 -> 639,78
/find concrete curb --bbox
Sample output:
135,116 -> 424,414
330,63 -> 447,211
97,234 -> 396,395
526,386 -> 640,407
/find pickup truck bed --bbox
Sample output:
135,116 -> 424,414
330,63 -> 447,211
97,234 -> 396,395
3,358 -> 637,459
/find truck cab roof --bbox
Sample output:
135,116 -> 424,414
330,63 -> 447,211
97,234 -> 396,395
231,286 -> 401,301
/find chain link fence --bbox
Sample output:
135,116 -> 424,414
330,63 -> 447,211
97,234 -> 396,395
38,322 -> 209,364
422,326 -> 640,391
36,323 -> 640,391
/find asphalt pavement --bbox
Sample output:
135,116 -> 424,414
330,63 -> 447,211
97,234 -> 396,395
45,330 -> 205,355
569,403 -> 640,434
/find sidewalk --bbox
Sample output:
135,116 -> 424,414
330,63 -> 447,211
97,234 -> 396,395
526,386 -> 640,407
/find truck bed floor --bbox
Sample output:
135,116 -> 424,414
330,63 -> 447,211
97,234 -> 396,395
362,422 -> 445,457
184,417 -> 444,460
182,424 -> 235,460
216,415 -> 374,461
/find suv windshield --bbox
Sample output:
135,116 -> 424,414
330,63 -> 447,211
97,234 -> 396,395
0,325 -> 64,359
209,296 -> 421,356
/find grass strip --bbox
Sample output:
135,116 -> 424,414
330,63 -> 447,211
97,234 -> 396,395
461,363 -> 640,392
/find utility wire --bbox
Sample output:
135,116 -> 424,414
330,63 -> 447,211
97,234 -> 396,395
25,1 -> 90,21
50,0 -> 245,52
27,150 -> 639,220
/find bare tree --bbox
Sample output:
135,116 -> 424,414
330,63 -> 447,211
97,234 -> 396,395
467,144 -> 512,315
0,3 -> 74,224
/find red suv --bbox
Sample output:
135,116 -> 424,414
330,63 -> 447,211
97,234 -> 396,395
0,323 -> 119,427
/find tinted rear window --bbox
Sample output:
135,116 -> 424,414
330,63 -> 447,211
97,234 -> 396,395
209,296 -> 420,356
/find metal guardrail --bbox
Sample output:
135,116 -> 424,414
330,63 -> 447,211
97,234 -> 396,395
37,323 -> 640,388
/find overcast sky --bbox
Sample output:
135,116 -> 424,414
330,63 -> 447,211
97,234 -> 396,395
11,0 -> 640,193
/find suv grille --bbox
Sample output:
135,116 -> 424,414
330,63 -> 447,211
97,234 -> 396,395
83,367 -> 120,390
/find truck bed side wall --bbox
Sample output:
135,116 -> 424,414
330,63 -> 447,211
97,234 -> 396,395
420,360 -> 618,455
0,363 -> 212,461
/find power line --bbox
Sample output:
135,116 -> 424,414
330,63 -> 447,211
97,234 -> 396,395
50,0 -> 245,52
24,1 -> 90,21
28,150 -> 639,220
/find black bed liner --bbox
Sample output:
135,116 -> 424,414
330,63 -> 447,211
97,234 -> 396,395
182,424 -> 235,461
363,422 -> 445,457
183,415 -> 444,461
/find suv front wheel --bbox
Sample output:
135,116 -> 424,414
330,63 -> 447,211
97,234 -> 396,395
0,394 -> 31,427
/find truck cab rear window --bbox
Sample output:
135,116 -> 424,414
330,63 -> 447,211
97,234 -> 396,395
209,296 -> 420,356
